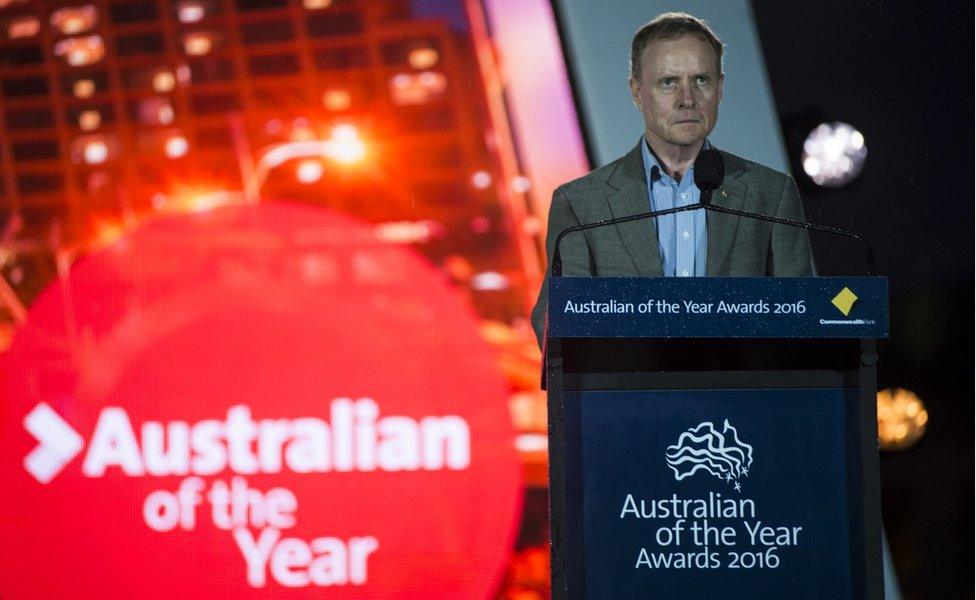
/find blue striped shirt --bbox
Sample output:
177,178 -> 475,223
641,139 -> 708,277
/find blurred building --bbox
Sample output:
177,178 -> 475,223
0,0 -> 536,325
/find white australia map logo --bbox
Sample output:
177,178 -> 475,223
665,420 -> 753,492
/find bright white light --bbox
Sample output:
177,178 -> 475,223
84,141 -> 108,164
471,171 -> 492,189
511,176 -> 531,193
326,125 -> 365,164
331,123 -> 358,140
165,135 -> 189,158
471,271 -> 509,291
296,160 -> 323,184
373,220 -> 443,244
515,433 -> 548,453
177,2 -> 205,23
801,122 -> 867,188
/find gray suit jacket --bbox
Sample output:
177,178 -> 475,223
531,140 -> 813,346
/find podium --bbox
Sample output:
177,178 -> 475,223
544,277 -> 888,600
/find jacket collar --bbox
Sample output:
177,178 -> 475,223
603,137 -> 749,277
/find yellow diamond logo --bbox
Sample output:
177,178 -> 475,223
831,287 -> 858,316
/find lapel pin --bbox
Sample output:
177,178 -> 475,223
720,189 -> 728,197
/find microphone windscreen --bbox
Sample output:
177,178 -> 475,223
694,149 -> 725,193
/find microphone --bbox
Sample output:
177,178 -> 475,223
693,149 -> 724,205
550,150 -> 878,276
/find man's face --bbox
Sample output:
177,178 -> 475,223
629,35 -> 723,150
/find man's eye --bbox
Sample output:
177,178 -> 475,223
695,75 -> 710,85
659,78 -> 676,88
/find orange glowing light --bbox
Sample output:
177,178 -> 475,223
165,135 -> 189,158
83,140 -> 108,164
94,221 -> 123,246
877,388 -> 928,451
408,47 -> 439,69
183,32 -> 212,56
73,79 -> 95,98
54,35 -> 105,66
7,16 -> 40,38
50,6 -> 97,35
296,160 -> 323,184
302,0 -> 332,9
322,89 -> 352,111
78,110 -> 101,131
153,71 -> 176,92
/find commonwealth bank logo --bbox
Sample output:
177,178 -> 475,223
831,287 -> 859,316
666,420 -> 753,492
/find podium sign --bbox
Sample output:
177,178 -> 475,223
545,277 -> 887,600
578,388 -> 855,599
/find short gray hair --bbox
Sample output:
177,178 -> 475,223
630,12 -> 724,81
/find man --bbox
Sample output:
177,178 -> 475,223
531,12 -> 812,346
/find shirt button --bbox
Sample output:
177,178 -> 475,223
681,270 -> 689,277
681,193 -> 687,199
682,230 -> 690,239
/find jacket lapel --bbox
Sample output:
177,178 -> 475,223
606,141 -> 664,276
705,150 -> 748,276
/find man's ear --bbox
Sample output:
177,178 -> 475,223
628,77 -> 642,111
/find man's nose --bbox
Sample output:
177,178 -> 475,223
677,81 -> 696,107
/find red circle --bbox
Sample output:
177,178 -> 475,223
0,202 -> 523,598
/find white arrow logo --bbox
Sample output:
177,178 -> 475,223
23,403 -> 84,484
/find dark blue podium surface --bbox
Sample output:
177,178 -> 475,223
545,277 -> 887,600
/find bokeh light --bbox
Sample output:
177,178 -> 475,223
801,122 -> 867,188
877,388 -> 928,451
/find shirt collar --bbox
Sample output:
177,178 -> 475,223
641,137 -> 712,186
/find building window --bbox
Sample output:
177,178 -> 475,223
129,98 -> 174,125
2,45 -> 44,66
7,15 -> 40,39
13,140 -> 60,161
67,104 -> 115,127
183,31 -> 221,56
115,33 -> 164,55
175,0 -> 220,23
247,53 -> 299,76
16,173 -> 65,193
53,35 -> 106,66
50,5 -> 98,35
3,76 -> 49,97
306,12 -> 361,37
235,0 -> 286,11
381,38 -> 440,67
312,46 -> 367,70
190,92 -> 240,114
108,1 -> 159,24
5,108 -> 54,130
187,57 -> 235,82
389,71 -> 448,105
241,20 -> 294,44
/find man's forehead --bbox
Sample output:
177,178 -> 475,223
640,35 -> 720,72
